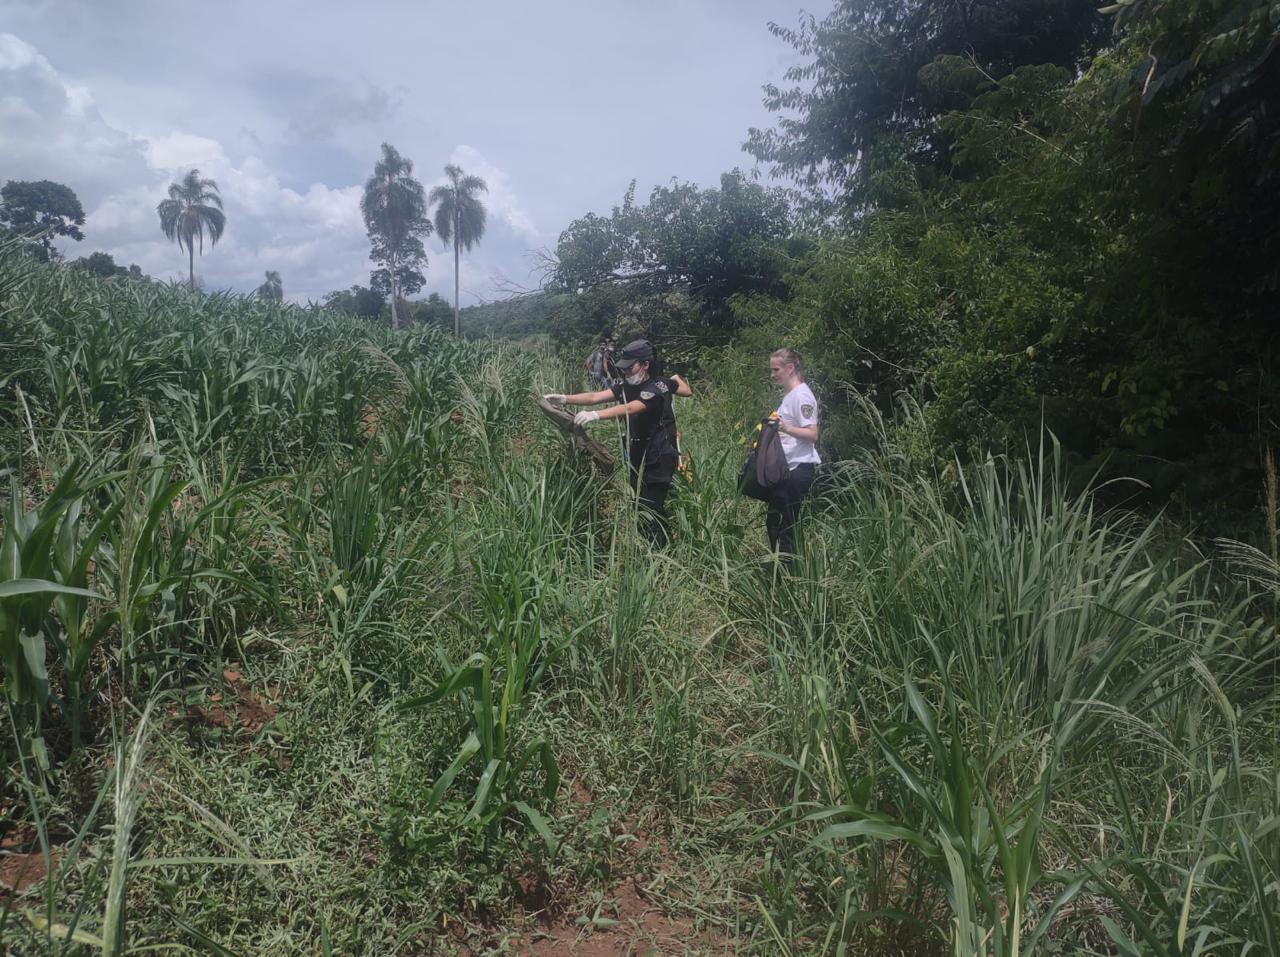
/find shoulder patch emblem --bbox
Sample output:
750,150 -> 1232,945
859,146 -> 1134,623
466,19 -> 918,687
801,403 -> 815,418
640,391 -> 655,400
654,380 -> 669,393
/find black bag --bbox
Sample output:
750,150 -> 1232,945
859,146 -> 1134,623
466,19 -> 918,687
739,417 -> 788,501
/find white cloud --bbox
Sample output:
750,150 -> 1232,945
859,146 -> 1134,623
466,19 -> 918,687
144,132 -> 229,175
0,32 -> 151,204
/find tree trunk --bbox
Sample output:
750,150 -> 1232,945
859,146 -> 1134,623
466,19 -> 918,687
389,249 -> 399,328
453,207 -> 461,337
188,240 -> 195,290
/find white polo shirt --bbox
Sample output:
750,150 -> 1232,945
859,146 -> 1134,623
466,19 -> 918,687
777,383 -> 820,467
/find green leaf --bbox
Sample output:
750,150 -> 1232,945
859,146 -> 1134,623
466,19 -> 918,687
464,758 -> 502,824
19,632 -> 48,681
514,801 -> 559,858
0,578 -> 99,600
813,819 -> 939,857
397,655 -> 487,711
23,911 -> 105,947
425,733 -> 481,813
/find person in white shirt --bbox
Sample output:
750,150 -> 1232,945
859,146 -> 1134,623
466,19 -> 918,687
766,347 -> 820,554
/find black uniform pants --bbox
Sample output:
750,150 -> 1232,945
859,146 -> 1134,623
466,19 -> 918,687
766,463 -> 816,554
629,457 -> 675,547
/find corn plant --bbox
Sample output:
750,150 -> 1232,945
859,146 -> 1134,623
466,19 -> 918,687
399,649 -> 562,853
761,661 -> 1079,956
397,463 -> 596,852
50,493 -> 125,746
1,467 -> 100,721
92,444 -> 261,691
321,446 -> 406,588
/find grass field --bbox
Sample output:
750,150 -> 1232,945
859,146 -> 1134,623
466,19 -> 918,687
1,245 -> 1277,955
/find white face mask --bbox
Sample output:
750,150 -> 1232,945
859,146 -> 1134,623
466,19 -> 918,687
625,367 -> 646,386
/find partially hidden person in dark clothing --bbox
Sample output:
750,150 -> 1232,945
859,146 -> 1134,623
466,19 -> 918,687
545,339 -> 691,545
766,347 -> 820,555
584,337 -> 615,389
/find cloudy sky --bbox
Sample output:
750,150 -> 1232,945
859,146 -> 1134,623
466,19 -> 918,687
1,0 -> 806,304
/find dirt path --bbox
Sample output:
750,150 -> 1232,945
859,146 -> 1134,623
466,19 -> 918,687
468,779 -> 738,956
512,874 -> 730,956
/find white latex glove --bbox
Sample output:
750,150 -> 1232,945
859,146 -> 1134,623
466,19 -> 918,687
573,410 -> 600,427
543,393 -> 567,404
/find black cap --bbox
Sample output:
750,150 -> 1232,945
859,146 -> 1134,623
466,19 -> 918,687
614,339 -> 654,369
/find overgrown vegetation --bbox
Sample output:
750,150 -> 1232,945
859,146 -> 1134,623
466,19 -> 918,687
1,242 -> 1276,954
2,1 -> 1278,952
548,0 -> 1279,520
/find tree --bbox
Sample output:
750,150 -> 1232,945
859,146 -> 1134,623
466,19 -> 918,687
361,144 -> 431,328
74,251 -> 125,277
429,164 -> 488,336
323,284 -> 386,320
408,292 -> 453,329
257,270 -> 283,303
725,0 -> 1280,516
0,180 -> 86,262
744,0 -> 1107,213
549,171 -> 795,343
157,169 -> 226,289
71,252 -> 149,280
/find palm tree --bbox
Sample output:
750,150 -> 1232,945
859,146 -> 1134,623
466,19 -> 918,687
157,169 -> 226,289
257,270 -> 283,303
361,144 -> 429,328
429,165 -> 488,336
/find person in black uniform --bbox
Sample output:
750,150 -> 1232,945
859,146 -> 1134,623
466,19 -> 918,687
544,339 -> 691,545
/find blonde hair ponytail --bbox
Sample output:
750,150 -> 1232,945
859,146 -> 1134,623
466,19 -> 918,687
771,347 -> 805,381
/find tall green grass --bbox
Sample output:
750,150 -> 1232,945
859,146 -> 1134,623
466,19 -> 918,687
741,423 -> 1278,954
2,242 -> 1276,955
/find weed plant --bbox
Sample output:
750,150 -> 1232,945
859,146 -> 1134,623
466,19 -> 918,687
1,244 -> 1276,954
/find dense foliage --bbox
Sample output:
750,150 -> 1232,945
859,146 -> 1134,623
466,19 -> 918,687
0,180 -> 86,262
2,3 -> 1278,953
2,247 -> 1277,954
548,172 -> 798,347
744,0 -> 1108,208
715,0 -> 1280,516
71,251 -> 147,281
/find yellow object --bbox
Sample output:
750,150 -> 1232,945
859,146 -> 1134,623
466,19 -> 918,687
676,430 -> 693,482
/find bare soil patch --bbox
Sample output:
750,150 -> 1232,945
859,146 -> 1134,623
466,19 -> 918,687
0,826 -> 62,898
176,667 -> 279,737
502,780 -> 737,957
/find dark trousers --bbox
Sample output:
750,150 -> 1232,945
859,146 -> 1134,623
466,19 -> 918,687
766,463 -> 816,554
629,461 -> 674,547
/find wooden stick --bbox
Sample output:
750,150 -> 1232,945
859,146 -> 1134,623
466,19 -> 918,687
536,396 -> 618,473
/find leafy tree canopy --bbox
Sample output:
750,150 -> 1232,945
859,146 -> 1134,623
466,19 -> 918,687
322,284 -> 386,320
0,179 -> 86,261
362,144 -> 431,327
745,0 -> 1108,211
71,251 -> 147,280
407,292 -> 454,330
549,171 -> 795,344
369,244 -> 427,301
